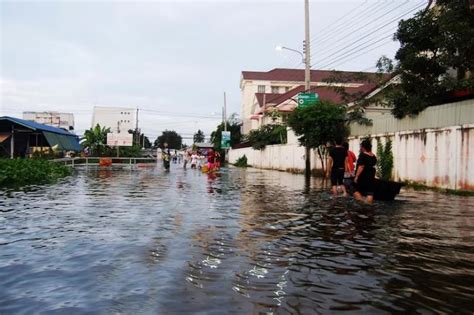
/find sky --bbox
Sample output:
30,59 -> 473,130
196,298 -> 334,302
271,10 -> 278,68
0,0 -> 426,143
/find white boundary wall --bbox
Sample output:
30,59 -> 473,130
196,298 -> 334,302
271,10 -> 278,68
229,129 -> 323,173
348,125 -> 474,190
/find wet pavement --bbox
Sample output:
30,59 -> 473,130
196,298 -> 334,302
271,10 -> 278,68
1,165 -> 473,314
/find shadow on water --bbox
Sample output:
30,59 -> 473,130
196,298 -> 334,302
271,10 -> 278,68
0,166 -> 473,314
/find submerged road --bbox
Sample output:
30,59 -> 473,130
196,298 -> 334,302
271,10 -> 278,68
1,166 -> 473,314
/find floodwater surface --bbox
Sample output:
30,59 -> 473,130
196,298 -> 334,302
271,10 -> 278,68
0,166 -> 473,314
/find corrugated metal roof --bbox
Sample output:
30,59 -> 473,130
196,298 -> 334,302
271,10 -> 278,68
0,116 -> 75,136
350,99 -> 474,136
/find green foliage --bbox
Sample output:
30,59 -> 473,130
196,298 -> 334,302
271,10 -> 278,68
376,138 -> 394,180
287,101 -> 349,149
154,130 -> 182,149
81,124 -> 111,156
246,124 -> 287,150
381,1 -> 474,118
210,114 -> 242,150
0,159 -> 72,187
193,129 -> 205,143
234,155 -> 248,167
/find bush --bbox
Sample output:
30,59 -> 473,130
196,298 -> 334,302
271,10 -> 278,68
376,139 -> 394,180
234,155 -> 248,167
246,124 -> 287,150
0,159 -> 72,187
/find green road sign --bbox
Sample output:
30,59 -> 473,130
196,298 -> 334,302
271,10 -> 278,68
221,131 -> 231,149
297,93 -> 319,108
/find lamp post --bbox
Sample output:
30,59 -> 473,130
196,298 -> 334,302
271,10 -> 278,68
275,45 -> 305,65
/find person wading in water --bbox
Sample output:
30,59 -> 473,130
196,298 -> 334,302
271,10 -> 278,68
327,137 -> 349,197
353,139 -> 377,204
162,142 -> 171,171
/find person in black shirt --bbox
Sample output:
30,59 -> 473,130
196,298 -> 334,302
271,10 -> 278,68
327,138 -> 349,197
354,139 -> 377,204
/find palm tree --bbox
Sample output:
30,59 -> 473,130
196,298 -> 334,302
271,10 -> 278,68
81,124 -> 111,156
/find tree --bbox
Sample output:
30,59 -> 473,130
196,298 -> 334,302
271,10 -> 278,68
154,130 -> 182,149
287,101 -> 349,177
81,124 -> 111,156
210,114 -> 242,150
193,129 -> 205,143
381,1 -> 474,118
246,124 -> 287,150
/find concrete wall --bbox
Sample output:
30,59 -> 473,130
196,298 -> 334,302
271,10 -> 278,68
348,125 -> 474,190
229,129 -> 323,173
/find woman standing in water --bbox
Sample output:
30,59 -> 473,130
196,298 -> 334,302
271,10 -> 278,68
162,143 -> 171,171
353,139 -> 377,204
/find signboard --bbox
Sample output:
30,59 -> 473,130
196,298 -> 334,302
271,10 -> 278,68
297,93 -> 319,108
107,133 -> 133,147
221,131 -> 231,149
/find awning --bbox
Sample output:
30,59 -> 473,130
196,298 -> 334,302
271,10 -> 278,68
43,131 -> 81,151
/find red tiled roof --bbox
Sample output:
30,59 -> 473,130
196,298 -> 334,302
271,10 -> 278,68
242,68 -> 386,83
256,83 -> 379,108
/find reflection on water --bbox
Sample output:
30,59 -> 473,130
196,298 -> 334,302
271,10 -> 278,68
0,167 -> 473,314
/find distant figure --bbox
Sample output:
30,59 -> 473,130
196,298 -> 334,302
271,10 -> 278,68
327,138 -> 348,197
353,139 -> 377,204
343,142 -> 357,176
183,150 -> 191,169
207,149 -> 216,172
191,152 -> 198,169
162,143 -> 171,171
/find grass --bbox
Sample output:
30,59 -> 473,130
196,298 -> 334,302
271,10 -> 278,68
0,158 -> 72,187
403,181 -> 474,196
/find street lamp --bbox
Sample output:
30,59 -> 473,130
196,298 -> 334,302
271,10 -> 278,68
275,45 -> 305,64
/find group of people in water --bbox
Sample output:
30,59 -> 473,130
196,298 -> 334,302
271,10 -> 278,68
160,139 -> 377,204
327,138 -> 377,204
160,143 -> 221,173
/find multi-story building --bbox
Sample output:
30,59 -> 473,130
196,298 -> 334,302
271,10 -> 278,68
23,111 -> 75,131
240,68 -> 392,134
92,106 -> 136,133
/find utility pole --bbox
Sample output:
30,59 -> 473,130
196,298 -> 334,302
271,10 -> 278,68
223,92 -> 227,132
304,0 -> 311,92
135,107 -> 139,146
304,0 -> 312,179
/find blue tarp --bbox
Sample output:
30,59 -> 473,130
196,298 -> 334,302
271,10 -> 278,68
0,116 -> 82,151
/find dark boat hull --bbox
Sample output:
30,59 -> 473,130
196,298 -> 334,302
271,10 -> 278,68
344,178 -> 404,201
373,179 -> 404,201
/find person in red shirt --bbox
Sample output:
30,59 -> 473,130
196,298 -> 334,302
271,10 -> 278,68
343,142 -> 357,176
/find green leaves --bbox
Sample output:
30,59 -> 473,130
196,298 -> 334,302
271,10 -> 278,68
287,101 -> 348,149
0,159 -> 72,187
388,1 -> 474,118
245,124 -> 287,150
376,139 -> 394,181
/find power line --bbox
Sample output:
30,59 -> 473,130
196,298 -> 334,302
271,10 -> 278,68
312,0 -> 420,63
320,38 -> 395,70
313,0 -> 426,68
310,0 -> 387,47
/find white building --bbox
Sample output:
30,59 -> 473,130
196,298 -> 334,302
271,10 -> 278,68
92,106 -> 136,133
240,68 -> 391,134
23,111 -> 75,131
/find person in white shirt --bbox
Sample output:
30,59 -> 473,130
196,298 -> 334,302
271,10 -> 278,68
190,152 -> 198,169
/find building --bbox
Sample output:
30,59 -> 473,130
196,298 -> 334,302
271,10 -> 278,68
240,68 -> 391,134
23,111 -> 75,131
0,116 -> 81,158
92,106 -> 136,133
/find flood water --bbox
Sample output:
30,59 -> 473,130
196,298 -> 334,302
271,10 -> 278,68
1,166 -> 473,314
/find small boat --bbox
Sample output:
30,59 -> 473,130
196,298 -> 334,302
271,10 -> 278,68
373,179 -> 404,201
344,178 -> 404,201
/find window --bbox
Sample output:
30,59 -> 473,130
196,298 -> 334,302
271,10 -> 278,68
271,86 -> 280,94
258,85 -> 265,93
285,87 -> 290,92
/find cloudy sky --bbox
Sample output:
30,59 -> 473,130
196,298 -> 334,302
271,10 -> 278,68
0,0 -> 425,142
